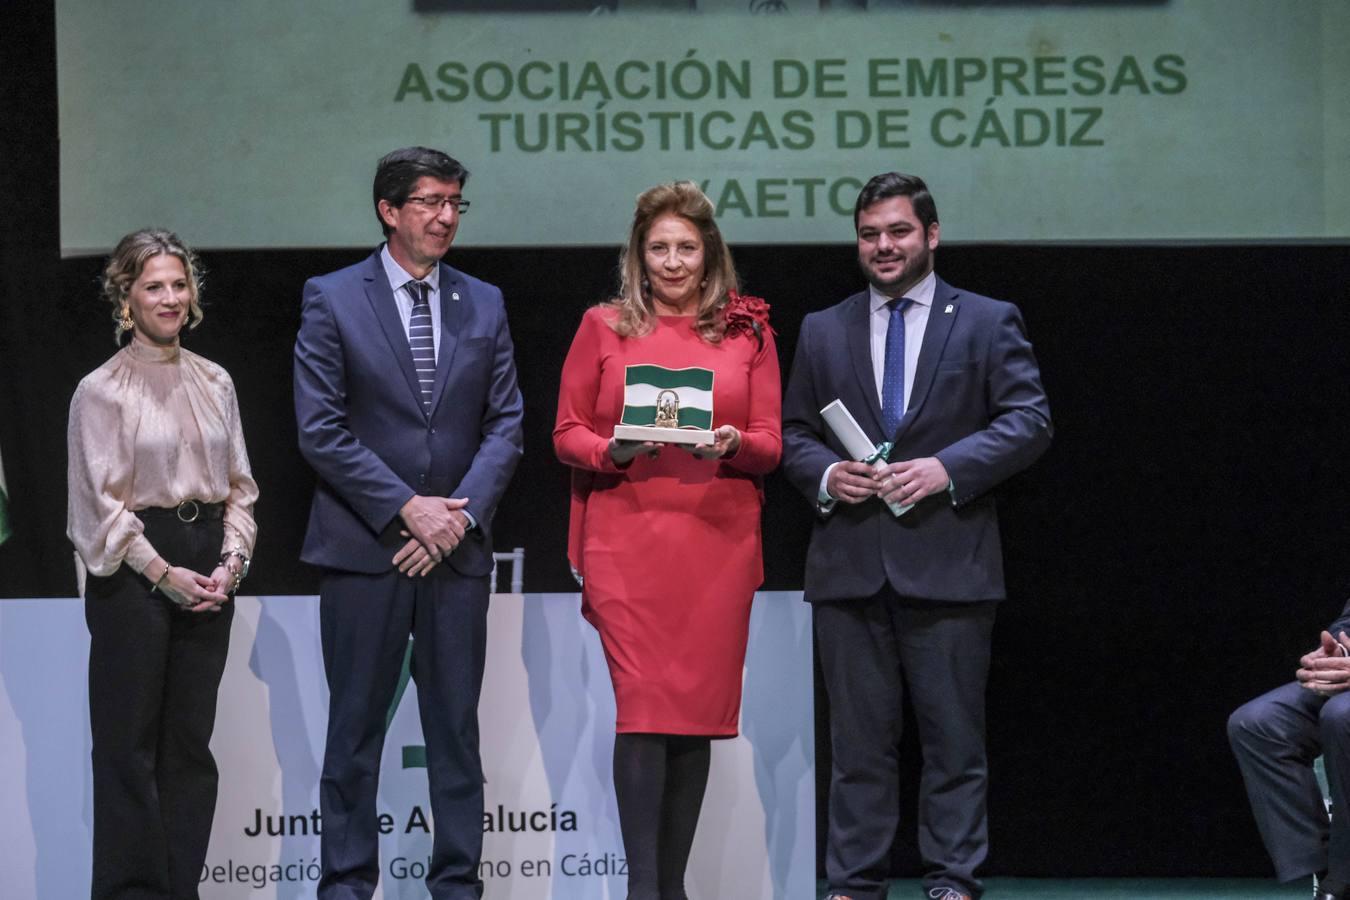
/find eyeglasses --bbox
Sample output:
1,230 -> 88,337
403,194 -> 471,214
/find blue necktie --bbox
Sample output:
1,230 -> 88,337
880,297 -> 912,436
408,281 -> 435,414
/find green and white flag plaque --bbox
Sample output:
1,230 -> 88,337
614,364 -> 716,446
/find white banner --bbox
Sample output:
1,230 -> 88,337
55,0 -> 1350,252
0,592 -> 814,899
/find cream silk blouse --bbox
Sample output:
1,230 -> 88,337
67,340 -> 259,578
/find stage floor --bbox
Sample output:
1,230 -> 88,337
817,879 -> 1303,898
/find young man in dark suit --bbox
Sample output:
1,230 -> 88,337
782,172 -> 1052,900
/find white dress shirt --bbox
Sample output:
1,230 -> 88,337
818,270 -> 938,505
869,270 -> 936,414
379,246 -> 478,529
381,244 -> 442,362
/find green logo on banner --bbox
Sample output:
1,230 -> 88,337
386,639 -> 427,769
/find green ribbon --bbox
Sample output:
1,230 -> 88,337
863,441 -> 893,466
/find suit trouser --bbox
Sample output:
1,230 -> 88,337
318,566 -> 489,900
84,514 -> 233,900
1228,682 -> 1350,884
815,589 -> 997,900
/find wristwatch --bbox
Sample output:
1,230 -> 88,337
221,549 -> 251,592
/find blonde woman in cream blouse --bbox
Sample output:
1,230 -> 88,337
67,228 -> 258,900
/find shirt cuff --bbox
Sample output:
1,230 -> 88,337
124,535 -> 159,575
817,463 -> 839,514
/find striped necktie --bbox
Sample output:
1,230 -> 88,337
408,280 -> 435,413
880,297 -> 913,437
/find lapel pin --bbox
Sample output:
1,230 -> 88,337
451,291 -> 460,301
944,304 -> 954,314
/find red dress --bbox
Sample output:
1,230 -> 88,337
554,306 -> 782,736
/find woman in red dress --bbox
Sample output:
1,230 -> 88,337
554,181 -> 781,900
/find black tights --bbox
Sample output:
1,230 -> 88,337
613,733 -> 712,900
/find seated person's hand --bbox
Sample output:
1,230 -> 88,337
1297,631 -> 1350,695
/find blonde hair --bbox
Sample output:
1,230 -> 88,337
101,228 -> 205,344
607,181 -> 739,343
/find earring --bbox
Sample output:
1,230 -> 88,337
119,305 -> 134,333
700,278 -> 708,289
640,277 -> 650,295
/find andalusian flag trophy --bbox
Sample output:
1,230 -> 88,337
613,364 -> 716,445
0,444 -> 11,545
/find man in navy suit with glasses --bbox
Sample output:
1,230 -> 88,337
294,146 -> 523,900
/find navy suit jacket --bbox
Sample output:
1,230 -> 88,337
1328,600 -> 1350,639
294,249 -> 524,577
782,276 -> 1051,603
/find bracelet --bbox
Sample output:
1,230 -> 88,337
150,561 -> 171,593
220,549 -> 250,594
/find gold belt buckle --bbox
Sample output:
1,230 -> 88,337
176,499 -> 200,523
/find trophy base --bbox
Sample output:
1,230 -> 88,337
613,424 -> 716,446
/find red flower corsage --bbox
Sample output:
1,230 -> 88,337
723,291 -> 776,347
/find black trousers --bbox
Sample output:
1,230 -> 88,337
84,514 -> 233,900
814,589 -> 997,900
317,566 -> 490,900
1228,682 -> 1350,886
